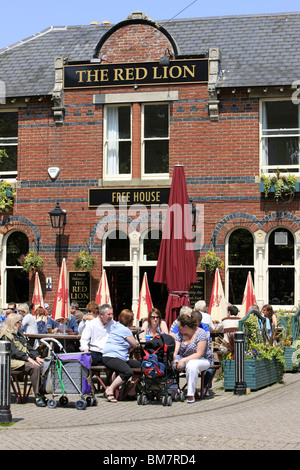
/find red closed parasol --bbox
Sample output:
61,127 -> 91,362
208,268 -> 227,322
154,165 -> 197,328
32,271 -> 45,315
136,272 -> 153,321
51,258 -> 71,324
95,269 -> 111,305
239,271 -> 257,318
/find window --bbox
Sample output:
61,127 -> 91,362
0,112 -> 18,179
268,228 -> 294,305
5,231 -> 29,303
261,100 -> 300,174
104,106 -> 131,178
142,103 -> 169,177
227,228 -> 254,304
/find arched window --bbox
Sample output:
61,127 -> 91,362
105,230 -> 130,261
5,231 -> 29,303
227,228 -> 254,304
143,229 -> 162,261
268,228 -> 294,305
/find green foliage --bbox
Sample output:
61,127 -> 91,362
0,179 -> 15,212
199,249 -> 223,272
261,169 -> 297,202
22,250 -> 44,273
73,249 -> 95,272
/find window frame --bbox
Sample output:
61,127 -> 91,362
103,104 -> 132,181
0,109 -> 18,180
141,102 -> 169,180
260,98 -> 300,175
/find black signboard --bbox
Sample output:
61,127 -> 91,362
89,187 -> 170,207
69,271 -> 91,309
189,271 -> 206,308
64,59 -> 208,89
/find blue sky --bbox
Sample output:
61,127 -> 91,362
1,0 -> 300,49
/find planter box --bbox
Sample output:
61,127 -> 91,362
260,182 -> 300,195
283,346 -> 300,372
223,358 -> 282,391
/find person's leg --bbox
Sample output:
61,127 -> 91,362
23,362 -> 45,406
185,358 -> 210,402
102,357 -> 133,402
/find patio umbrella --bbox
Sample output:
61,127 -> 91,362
208,268 -> 227,322
154,164 -> 197,328
51,258 -> 71,324
136,272 -> 153,321
95,269 -> 111,305
32,271 -> 45,315
239,271 -> 257,318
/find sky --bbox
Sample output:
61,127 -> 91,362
1,0 -> 300,50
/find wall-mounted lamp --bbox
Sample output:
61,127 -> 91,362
159,48 -> 173,65
49,202 -> 67,231
189,201 -> 197,232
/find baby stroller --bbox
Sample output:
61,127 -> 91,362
40,338 -> 97,410
136,334 -> 183,406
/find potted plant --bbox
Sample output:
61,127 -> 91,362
223,341 -> 285,391
277,310 -> 300,371
0,179 -> 16,212
22,250 -> 44,273
260,169 -> 298,202
73,249 -> 95,272
199,249 -> 223,272
223,312 -> 285,391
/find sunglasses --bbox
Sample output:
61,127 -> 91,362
15,320 -> 22,324
150,316 -> 159,319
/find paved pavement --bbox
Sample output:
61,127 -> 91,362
1,372 -> 299,452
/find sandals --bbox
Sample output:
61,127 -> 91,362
104,392 -> 117,403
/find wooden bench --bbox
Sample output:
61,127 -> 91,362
91,365 -> 142,401
10,370 -> 32,404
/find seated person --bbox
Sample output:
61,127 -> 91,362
140,308 -> 168,341
34,306 -> 48,334
46,312 -> 79,334
215,305 -> 240,342
0,313 -> 46,407
171,307 -> 210,336
80,303 -> 115,365
19,303 -> 38,334
78,301 -> 99,334
173,311 -> 213,404
102,309 -> 140,403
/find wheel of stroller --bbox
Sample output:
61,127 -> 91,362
180,391 -> 185,402
174,392 -> 180,402
141,394 -> 149,405
59,396 -> 68,406
47,399 -> 57,409
167,396 -> 172,406
137,395 -> 143,405
75,399 -> 87,410
162,395 -> 167,406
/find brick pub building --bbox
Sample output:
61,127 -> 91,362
1,11 -> 300,318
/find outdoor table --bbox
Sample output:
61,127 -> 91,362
25,333 -> 81,353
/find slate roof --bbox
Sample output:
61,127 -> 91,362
1,11 -> 300,97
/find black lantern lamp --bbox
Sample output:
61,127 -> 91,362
49,202 -> 67,231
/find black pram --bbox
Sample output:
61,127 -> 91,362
136,334 -> 183,406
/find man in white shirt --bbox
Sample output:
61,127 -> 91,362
80,303 -> 115,365
194,300 -> 215,331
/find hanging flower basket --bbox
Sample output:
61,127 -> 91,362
73,249 -> 96,272
199,249 -> 223,272
22,250 -> 44,273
